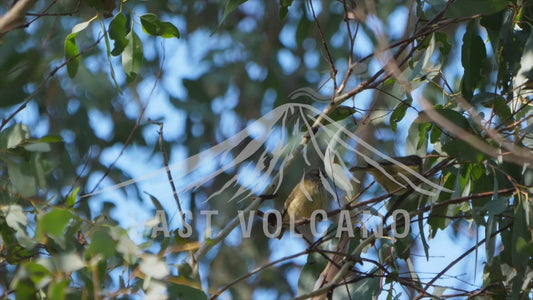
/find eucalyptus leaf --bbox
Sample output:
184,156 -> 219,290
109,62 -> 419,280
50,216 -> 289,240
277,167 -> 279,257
122,30 -> 143,83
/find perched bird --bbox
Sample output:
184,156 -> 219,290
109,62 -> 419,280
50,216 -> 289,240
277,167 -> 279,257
350,155 -> 423,195
277,169 -> 328,239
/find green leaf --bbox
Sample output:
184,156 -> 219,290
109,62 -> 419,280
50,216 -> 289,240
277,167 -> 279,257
146,192 -> 165,211
417,122 -> 432,150
430,125 -> 442,144
417,108 -> 472,132
14,279 -> 37,299
298,251 -> 328,295
350,275 -> 381,298
395,234 -> 414,259
88,229 -> 116,258
406,120 -> 428,156
36,252 -> 85,273
7,159 -> 38,197
279,6 -> 289,19
418,213 -> 430,260
4,205 -> 27,233
390,97 -> 412,132
1,123 -> 31,149
109,13 -> 129,56
37,135 -> 63,143
471,93 -> 512,125
66,187 -> 80,207
435,32 -> 451,56
48,280 -> 69,300
461,21 -> 487,100
36,209 -> 74,240
140,14 -> 180,39
160,22 -> 180,38
219,0 -> 248,26
428,172 -> 456,236
411,34 -> 436,81
446,0 -> 507,18
122,30 -> 143,83
480,10 -> 505,57
23,143 -> 51,152
64,20 -> 92,78
167,282 -> 208,300
471,171 -> 493,208
25,262 -> 52,288
442,139 -> 484,162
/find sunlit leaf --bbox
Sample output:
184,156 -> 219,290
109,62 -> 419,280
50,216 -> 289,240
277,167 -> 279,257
66,187 -> 79,207
140,254 -> 170,279
88,229 -> 116,258
64,19 -> 93,78
1,123 -> 31,149
122,30 -> 143,83
36,209 -> 74,240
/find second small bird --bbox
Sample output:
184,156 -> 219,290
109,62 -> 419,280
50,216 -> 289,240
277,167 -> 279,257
277,169 -> 328,239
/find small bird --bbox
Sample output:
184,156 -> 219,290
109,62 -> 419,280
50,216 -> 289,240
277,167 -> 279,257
277,169 -> 328,239
349,155 -> 423,195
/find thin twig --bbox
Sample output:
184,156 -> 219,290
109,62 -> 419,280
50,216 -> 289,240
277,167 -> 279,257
147,120 -> 189,235
86,53 -> 165,195
209,249 -> 311,299
413,224 -> 512,300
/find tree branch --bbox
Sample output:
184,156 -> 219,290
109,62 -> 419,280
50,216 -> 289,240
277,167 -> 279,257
0,0 -> 38,37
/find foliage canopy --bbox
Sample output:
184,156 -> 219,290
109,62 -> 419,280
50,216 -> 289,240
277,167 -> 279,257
1,0 -> 533,299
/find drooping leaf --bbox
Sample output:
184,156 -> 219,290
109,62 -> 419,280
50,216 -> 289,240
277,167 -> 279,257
461,21 -> 487,100
279,0 -> 294,19
298,251 -> 327,295
7,159 -> 38,197
64,19 -> 93,78
140,14 -> 180,39
108,13 -> 129,56
1,123 -> 31,149
122,30 -> 143,83
428,171 -> 457,236
219,0 -> 248,27
66,187 -> 80,207
390,97 -> 412,132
